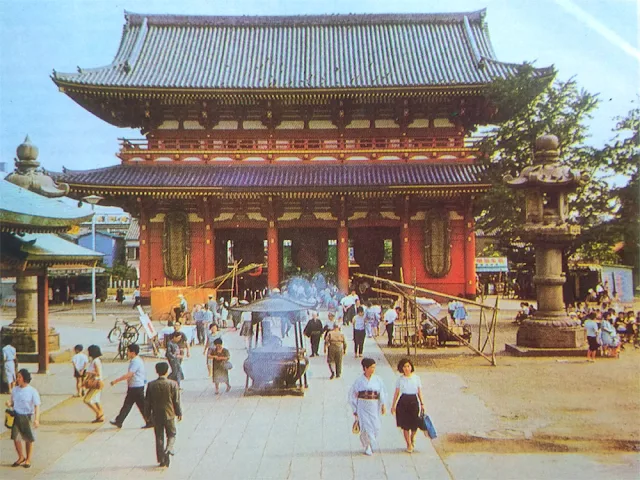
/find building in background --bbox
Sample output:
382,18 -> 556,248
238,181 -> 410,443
53,11 -> 551,304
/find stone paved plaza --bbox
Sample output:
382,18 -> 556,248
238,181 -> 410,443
1,307 -> 638,479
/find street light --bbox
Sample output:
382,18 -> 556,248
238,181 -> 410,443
83,195 -> 103,323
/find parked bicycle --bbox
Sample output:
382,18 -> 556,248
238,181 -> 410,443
108,317 -> 143,344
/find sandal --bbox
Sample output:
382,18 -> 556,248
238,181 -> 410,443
92,416 -> 104,423
12,459 -> 26,467
23,463 -> 31,469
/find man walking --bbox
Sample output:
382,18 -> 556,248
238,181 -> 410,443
145,362 -> 182,468
324,322 -> 347,379
384,306 -> 402,347
110,344 -> 152,428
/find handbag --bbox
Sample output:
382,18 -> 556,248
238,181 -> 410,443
352,418 -> 360,434
223,361 -> 233,370
5,409 -> 16,429
418,413 -> 437,439
83,376 -> 105,390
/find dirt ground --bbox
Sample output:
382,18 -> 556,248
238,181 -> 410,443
379,308 -> 640,459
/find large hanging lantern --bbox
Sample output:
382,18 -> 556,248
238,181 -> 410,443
424,210 -> 451,278
163,211 -> 191,280
291,234 -> 328,271
353,234 -> 385,274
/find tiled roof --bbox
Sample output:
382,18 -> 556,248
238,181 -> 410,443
1,232 -> 102,266
59,163 -> 487,191
125,218 -> 140,241
52,10 -> 551,91
0,180 -> 94,233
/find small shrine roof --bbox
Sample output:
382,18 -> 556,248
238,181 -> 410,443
1,232 -> 103,270
52,10 -> 551,92
59,163 -> 487,193
0,180 -> 94,234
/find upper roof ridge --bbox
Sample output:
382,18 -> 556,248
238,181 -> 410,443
123,10 -> 487,27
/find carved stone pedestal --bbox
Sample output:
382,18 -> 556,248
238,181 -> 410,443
0,275 -> 60,360
516,319 -> 585,348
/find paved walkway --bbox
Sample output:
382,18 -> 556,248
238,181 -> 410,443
1,323 -> 450,480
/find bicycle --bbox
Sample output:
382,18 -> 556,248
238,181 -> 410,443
108,317 -> 142,344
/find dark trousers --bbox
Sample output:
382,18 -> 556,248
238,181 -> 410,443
115,386 -> 147,425
327,345 -> 344,377
344,305 -> 355,326
354,329 -> 366,355
386,323 -> 394,346
153,418 -> 177,463
310,334 -> 322,355
196,322 -> 205,345
132,298 -> 141,309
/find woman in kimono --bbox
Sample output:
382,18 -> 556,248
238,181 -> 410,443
600,314 -> 620,357
348,358 -> 387,456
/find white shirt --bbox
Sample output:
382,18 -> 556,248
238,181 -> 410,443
395,374 -> 422,395
11,384 -> 41,415
72,352 -> 89,372
340,294 -> 358,309
87,358 -> 102,380
2,344 -> 17,362
384,309 -> 398,325
128,355 -> 146,388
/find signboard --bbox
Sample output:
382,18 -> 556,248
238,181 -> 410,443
601,265 -> 634,304
475,257 -> 509,273
137,306 -> 157,339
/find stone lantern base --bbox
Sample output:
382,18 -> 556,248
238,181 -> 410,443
516,319 -> 585,349
0,325 -> 60,360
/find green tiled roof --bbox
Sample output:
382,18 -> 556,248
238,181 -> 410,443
1,232 -> 102,267
0,180 -> 93,234
52,10 -> 551,91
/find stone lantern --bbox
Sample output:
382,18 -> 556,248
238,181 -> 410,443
504,134 -> 584,348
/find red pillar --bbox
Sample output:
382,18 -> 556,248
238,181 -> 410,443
267,222 -> 279,290
139,200 -> 151,301
37,274 -> 49,374
464,211 -> 477,298
337,222 -> 349,293
400,196 -> 412,283
203,198 -> 216,284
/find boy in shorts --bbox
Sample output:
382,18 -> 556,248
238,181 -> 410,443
71,344 -> 89,397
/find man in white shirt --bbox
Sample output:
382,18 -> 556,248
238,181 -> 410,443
384,306 -> 402,347
8,368 -> 41,468
110,344 -> 152,429
2,336 -> 18,393
341,290 -> 359,326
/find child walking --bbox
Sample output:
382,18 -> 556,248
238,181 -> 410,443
71,344 -> 89,397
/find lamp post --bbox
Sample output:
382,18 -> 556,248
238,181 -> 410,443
83,195 -> 103,323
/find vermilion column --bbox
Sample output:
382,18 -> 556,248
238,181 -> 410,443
400,196 -> 412,283
203,198 -> 215,284
267,222 -> 279,290
464,211 -> 477,298
337,221 -> 349,293
37,274 -> 49,374
138,200 -> 151,300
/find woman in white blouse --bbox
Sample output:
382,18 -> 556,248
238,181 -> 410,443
390,358 -> 425,453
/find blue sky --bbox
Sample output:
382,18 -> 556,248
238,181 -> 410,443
0,0 -> 637,174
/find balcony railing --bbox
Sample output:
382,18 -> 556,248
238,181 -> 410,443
117,135 -> 481,162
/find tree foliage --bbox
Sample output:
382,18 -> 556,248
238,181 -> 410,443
475,66 -> 599,237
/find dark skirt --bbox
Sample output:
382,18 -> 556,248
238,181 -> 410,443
396,394 -> 421,431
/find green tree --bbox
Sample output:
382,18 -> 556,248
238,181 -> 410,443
475,67 -> 604,266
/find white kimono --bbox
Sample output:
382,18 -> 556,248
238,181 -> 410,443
348,374 -> 387,449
